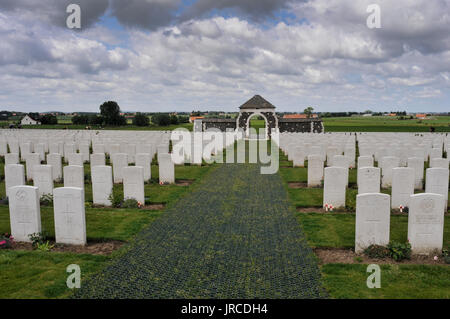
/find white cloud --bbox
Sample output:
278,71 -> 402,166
0,0 -> 449,112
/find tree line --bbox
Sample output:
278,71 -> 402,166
31,101 -> 189,127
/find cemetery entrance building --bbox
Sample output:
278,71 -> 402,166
199,95 -> 324,138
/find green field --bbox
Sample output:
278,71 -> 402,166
323,115 -> 450,132
226,116 -> 450,132
2,115 -> 449,132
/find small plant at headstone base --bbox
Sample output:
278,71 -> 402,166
108,189 -> 123,208
442,249 -> 450,264
353,256 -> 363,263
84,172 -> 91,183
387,241 -> 412,261
40,194 -> 53,206
0,233 -> 14,249
36,241 -> 54,252
363,244 -> 390,259
28,231 -> 49,249
398,205 -> 408,213
122,198 -> 139,209
0,197 -> 8,205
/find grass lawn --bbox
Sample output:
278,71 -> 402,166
0,206 -> 163,242
296,213 -> 450,249
277,148 -> 450,299
321,263 -> 450,299
0,250 -> 109,299
323,115 -> 450,132
0,161 -> 215,298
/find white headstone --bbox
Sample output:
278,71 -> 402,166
47,153 -> 62,181
109,144 -> 120,156
93,144 -> 105,154
357,156 -> 373,168
357,167 -> 380,194
91,166 -> 113,206
430,158 -> 449,169
68,153 -> 83,166
20,142 -> 31,161
292,147 -> 305,167
355,193 -> 391,253
90,153 -> 106,167
159,153 -> 175,184
332,155 -> 349,186
25,153 -> 40,182
407,157 -> 424,190
323,167 -> 347,208
307,155 -> 324,187
380,156 -> 400,188
123,166 -> 145,203
429,148 -> 441,161
425,167 -> 449,207
326,146 -> 339,166
35,143 -> 45,161
53,187 -> 86,245
135,153 -> 152,181
49,143 -> 59,155
408,193 -> 445,254
64,143 -> 76,162
63,165 -> 84,189
4,164 -> 25,197
0,140 -> 7,155
78,143 -> 90,162
8,185 -> 41,242
5,153 -> 19,166
391,167 -> 415,209
112,153 -> 128,183
33,165 -> 53,197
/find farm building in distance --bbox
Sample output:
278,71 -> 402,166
20,114 -> 41,125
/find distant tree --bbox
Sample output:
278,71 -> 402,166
40,114 -> 57,125
170,115 -> 179,125
304,107 -> 314,118
133,113 -> 150,127
178,116 -> 189,123
152,113 -> 171,126
88,114 -> 103,125
72,115 -> 89,125
191,111 -> 202,116
99,101 -> 126,126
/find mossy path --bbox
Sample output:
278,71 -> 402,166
75,164 -> 325,298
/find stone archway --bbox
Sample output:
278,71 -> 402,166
236,95 -> 278,139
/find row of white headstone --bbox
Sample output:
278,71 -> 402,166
323,163 -> 449,209
9,185 -> 86,245
355,192 -> 445,255
5,150 -> 175,188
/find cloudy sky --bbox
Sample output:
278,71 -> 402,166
0,0 -> 449,113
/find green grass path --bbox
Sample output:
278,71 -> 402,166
75,164 -> 325,298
